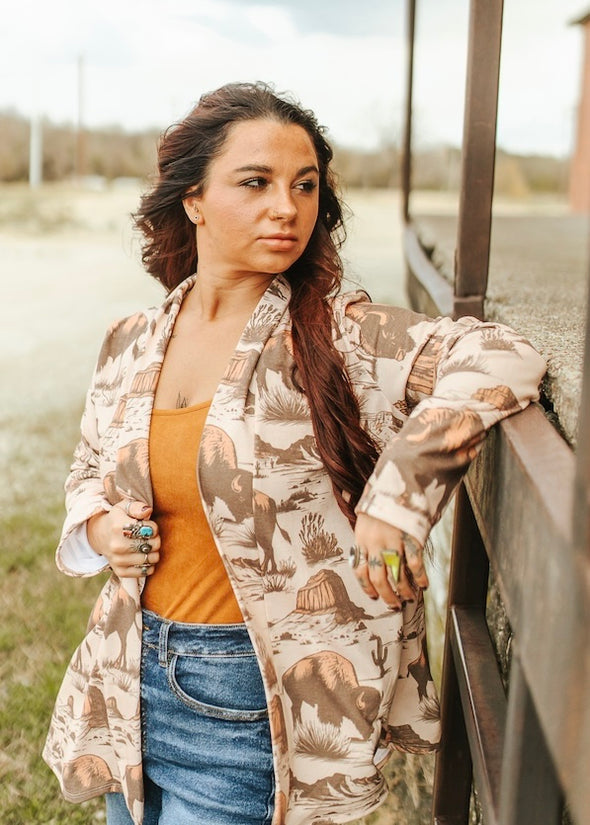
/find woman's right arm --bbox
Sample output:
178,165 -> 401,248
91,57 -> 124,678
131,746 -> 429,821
85,503 -> 160,579
56,322 -> 160,578
60,503 -> 160,579
56,385 -> 116,577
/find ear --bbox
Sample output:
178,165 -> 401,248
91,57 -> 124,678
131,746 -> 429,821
182,193 -> 202,225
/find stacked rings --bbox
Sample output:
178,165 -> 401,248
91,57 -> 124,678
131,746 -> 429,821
123,522 -> 154,539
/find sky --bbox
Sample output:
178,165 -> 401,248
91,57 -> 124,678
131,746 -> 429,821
1,0 -> 587,157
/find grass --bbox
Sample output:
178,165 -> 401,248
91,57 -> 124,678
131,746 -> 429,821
0,403 -> 108,824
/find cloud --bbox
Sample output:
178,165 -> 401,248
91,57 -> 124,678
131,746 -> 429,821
240,0 -> 398,37
245,5 -> 298,41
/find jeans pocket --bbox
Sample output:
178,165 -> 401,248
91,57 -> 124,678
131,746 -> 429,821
167,652 -> 269,721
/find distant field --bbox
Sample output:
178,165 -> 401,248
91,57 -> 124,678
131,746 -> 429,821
0,183 -> 437,824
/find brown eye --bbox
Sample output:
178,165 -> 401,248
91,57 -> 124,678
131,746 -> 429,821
241,177 -> 268,189
294,180 -> 317,193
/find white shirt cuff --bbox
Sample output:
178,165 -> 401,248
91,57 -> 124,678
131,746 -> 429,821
59,523 -> 109,575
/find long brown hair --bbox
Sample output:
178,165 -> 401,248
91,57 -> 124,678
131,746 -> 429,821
134,82 -> 379,525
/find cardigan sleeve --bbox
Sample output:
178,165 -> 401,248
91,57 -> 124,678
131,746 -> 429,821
54,317 -> 138,578
55,378 -> 114,577
353,305 -> 547,545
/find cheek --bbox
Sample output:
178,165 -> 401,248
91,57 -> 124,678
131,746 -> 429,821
303,205 -> 319,241
207,202 -> 252,234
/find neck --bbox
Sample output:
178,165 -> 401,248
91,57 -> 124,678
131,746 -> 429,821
188,270 -> 276,322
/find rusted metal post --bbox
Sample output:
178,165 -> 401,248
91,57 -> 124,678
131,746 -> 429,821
401,0 -> 416,224
432,482 -> 490,824
498,655 -> 562,825
573,259 -> 590,559
454,0 -> 504,320
565,254 -> 590,824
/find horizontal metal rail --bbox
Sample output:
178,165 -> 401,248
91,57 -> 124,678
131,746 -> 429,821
403,223 -> 453,318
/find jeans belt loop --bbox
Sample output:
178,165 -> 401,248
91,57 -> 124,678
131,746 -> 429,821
158,619 -> 172,667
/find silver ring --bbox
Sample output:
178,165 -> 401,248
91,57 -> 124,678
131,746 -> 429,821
135,541 -> 152,555
125,500 -> 133,516
348,545 -> 367,569
136,563 -> 151,575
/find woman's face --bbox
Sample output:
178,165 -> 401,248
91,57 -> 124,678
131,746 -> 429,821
184,118 -> 320,280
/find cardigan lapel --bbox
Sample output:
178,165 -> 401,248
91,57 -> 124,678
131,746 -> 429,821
196,275 -> 292,601
112,276 -> 198,508
207,274 -> 292,417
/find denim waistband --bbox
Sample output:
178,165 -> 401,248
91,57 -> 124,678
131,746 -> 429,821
141,608 -> 255,662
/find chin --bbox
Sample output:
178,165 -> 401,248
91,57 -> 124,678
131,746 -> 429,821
257,256 -> 300,276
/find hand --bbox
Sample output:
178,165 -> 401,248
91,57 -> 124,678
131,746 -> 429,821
353,513 -> 428,609
87,500 -> 161,579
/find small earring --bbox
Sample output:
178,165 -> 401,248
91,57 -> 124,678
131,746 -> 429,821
194,213 -> 200,224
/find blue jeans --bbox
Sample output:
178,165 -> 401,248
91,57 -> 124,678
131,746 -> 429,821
106,609 -> 275,825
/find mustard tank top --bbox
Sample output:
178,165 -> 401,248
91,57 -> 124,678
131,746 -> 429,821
142,401 -> 244,624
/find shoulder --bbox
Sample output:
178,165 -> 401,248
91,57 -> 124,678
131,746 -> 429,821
96,308 -> 154,370
332,290 -> 431,326
96,276 -> 195,368
332,291 -> 437,350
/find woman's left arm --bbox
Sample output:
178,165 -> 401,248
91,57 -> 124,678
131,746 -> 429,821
353,311 -> 547,607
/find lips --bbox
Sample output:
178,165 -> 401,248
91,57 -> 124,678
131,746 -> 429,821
260,234 -> 298,250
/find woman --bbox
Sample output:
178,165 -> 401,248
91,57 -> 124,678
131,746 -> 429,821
44,82 -> 546,825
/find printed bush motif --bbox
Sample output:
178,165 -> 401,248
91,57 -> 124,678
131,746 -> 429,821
294,720 -> 351,759
299,513 -> 342,563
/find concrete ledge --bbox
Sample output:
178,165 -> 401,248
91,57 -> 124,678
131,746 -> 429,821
412,208 -> 588,446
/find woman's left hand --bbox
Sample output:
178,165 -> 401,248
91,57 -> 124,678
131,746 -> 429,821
353,513 -> 428,609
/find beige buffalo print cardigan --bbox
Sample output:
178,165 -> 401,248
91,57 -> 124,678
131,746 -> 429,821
43,274 -> 545,825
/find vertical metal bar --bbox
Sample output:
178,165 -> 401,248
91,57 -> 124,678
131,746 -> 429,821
432,482 -> 490,823
565,236 -> 590,825
401,0 -> 416,224
454,0 -> 504,320
499,655 -> 562,825
573,252 -> 590,558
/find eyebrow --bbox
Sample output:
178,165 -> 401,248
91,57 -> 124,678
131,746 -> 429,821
233,164 -> 319,176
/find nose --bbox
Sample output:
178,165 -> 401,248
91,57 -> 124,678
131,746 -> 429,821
269,187 -> 297,221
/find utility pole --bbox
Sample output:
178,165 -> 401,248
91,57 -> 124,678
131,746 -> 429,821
75,54 -> 86,182
29,113 -> 42,188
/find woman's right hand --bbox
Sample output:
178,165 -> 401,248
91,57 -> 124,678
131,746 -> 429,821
87,500 -> 161,578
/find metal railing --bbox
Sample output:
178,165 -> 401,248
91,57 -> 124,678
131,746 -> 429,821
401,2 -> 590,824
